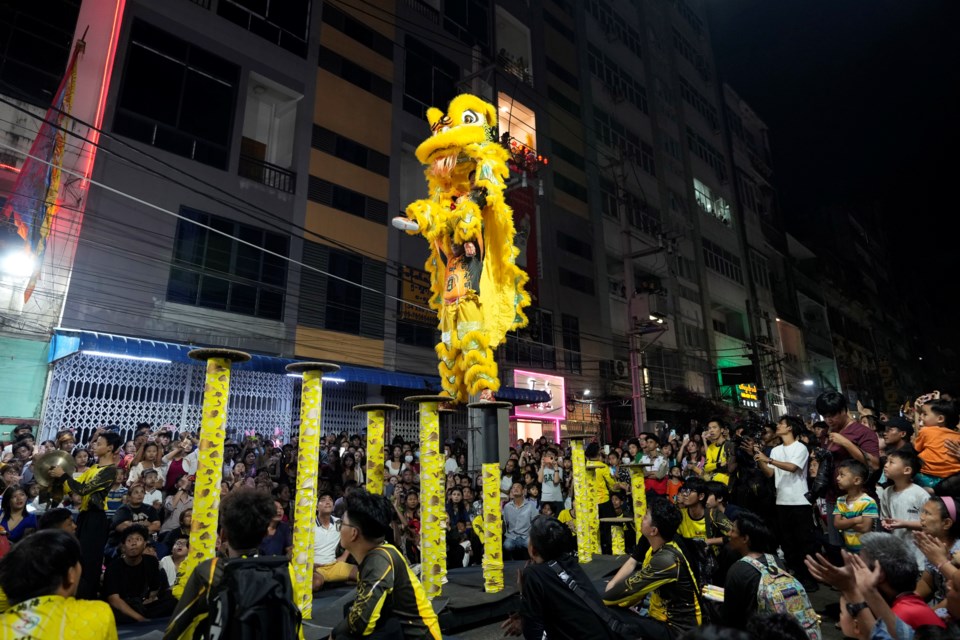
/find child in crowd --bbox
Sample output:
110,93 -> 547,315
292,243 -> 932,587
525,483 -> 541,507
914,495 -> 960,620
879,448 -> 928,568
832,460 -> 878,554
141,468 -> 164,515
666,466 -> 683,502
105,467 -> 129,518
914,399 -> 960,490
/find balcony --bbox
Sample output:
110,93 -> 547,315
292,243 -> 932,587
238,155 -> 296,194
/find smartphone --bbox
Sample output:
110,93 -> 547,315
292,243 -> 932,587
603,445 -> 610,455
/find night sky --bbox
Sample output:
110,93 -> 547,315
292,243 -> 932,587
708,0 -> 959,376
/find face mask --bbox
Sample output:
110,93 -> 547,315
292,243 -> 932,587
622,456 -> 631,464
404,455 -> 414,463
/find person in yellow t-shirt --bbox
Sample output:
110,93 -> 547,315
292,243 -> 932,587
0,529 -> 117,640
703,418 -> 735,485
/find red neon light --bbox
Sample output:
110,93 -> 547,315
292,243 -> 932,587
0,163 -> 21,173
79,0 -> 126,186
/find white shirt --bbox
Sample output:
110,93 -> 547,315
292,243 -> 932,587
541,466 -> 563,502
314,516 -> 341,565
879,483 -> 929,569
444,457 -> 459,475
770,440 -> 810,505
159,555 -> 178,588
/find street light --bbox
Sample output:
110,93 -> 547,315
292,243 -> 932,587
648,312 -> 666,324
0,248 -> 34,278
802,379 -> 815,387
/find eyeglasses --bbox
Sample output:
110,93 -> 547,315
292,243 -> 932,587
335,520 -> 359,532
679,487 -> 694,494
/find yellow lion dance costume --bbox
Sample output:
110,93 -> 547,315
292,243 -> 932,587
394,94 -> 530,403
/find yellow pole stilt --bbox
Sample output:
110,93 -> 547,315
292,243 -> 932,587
469,400 -> 511,593
287,362 -> 341,620
568,436 -> 592,563
586,460 -> 606,556
624,463 -> 649,543
406,395 -> 449,599
173,348 -> 250,599
353,404 -> 398,495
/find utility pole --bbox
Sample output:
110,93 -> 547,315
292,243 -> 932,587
618,177 -> 669,437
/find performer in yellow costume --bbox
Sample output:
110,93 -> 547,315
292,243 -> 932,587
394,94 -> 530,403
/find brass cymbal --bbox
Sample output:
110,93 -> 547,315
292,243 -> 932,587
33,450 -> 76,487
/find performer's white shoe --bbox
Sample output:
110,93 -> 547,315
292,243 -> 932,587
392,216 -> 420,231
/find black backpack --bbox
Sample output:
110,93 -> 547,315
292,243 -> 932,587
207,556 -> 302,640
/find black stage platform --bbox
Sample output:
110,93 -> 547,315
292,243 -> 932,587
117,554 -> 629,639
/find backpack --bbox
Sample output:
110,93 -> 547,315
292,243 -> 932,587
741,554 -> 821,640
207,556 -> 302,640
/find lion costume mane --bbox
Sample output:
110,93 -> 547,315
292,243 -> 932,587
401,94 -> 530,402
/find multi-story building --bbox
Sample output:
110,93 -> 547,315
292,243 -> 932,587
6,0 -> 922,442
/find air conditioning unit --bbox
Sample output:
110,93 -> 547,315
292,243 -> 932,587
600,359 -> 630,380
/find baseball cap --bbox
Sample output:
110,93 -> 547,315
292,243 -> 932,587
882,416 -> 914,438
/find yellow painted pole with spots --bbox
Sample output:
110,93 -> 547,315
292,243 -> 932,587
625,463 -> 649,543
568,436 -> 591,563
406,395 -> 449,599
353,404 -> 398,495
173,348 -> 250,599
586,460 -> 606,556
470,400 -> 511,593
288,362 -> 341,619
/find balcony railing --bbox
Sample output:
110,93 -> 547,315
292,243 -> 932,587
238,155 -> 296,194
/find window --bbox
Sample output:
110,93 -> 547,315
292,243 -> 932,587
594,109 -> 656,176
750,251 -> 770,289
307,177 -> 388,224
561,314 -> 582,374
322,4 -> 393,59
396,266 -> 437,349
682,322 -> 706,350
736,171 -> 759,213
239,73 -> 299,192
558,267 -> 595,295
553,172 -> 588,202
319,47 -> 391,101
312,126 -> 389,177
114,20 -> 239,169
669,189 -> 687,215
218,0 -> 311,57
403,36 -> 459,119
496,7 -> 533,85
663,135 -> 683,161
677,257 -> 697,281
678,76 -> 719,130
548,86 -> 581,117
693,178 -> 731,225
557,232 -> 592,259
504,308 -> 556,369
675,0 -> 704,37
711,318 -> 727,335
679,285 -> 700,302
0,1 -> 79,106
167,208 -> 287,320
543,10 -> 575,42
598,178 -> 659,234
672,27 -> 710,82
499,93 -> 537,150
585,0 -> 642,59
298,242 -> 385,338
687,127 -> 726,181
443,0 -> 489,49
586,45 -> 648,114
546,58 -> 578,89
702,239 -> 743,284
551,139 -> 585,171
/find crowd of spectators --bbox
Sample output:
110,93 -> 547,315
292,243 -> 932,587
1,387 -> 959,639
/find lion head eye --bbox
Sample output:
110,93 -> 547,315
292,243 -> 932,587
461,109 -> 483,125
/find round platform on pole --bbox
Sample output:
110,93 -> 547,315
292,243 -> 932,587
285,362 -> 341,375
565,433 -> 593,441
188,348 -> 251,363
465,401 -> 512,411
598,517 -> 635,524
403,395 -> 452,404
352,404 -> 400,412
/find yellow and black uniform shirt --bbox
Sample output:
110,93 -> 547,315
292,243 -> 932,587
603,541 -> 702,633
62,464 -> 118,512
1,595 -> 118,640
333,542 -> 441,640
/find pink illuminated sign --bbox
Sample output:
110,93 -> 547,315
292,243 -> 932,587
512,370 -> 566,421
